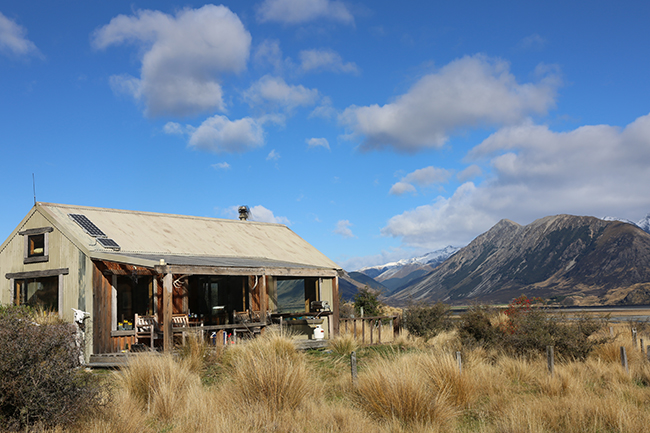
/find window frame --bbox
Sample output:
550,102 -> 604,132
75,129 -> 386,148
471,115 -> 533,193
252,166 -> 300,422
19,227 -> 53,264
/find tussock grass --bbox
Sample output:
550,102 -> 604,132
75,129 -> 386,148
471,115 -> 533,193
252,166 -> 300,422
54,321 -> 650,433
328,333 -> 358,356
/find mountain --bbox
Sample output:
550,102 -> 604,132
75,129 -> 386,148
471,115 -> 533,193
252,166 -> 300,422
357,246 -> 460,292
388,215 -> 650,306
348,271 -> 389,292
602,214 -> 650,234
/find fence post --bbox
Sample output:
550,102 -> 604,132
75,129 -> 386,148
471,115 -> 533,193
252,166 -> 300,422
456,351 -> 462,375
350,351 -> 358,384
641,338 -> 645,354
621,346 -> 629,374
393,315 -> 400,339
546,346 -> 555,377
370,319 -> 374,345
610,326 -> 614,337
362,319 -> 366,345
377,319 -> 381,344
647,345 -> 650,362
353,319 -> 357,341
632,328 -> 638,348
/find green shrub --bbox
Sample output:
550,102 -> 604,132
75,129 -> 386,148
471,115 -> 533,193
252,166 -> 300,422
403,302 -> 453,339
458,299 -> 606,360
353,287 -> 383,317
0,306 -> 102,431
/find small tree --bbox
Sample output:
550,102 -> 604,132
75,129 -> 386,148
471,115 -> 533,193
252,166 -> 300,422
353,286 -> 382,317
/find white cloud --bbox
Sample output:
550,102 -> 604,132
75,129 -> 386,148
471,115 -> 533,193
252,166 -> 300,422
334,220 -> 355,238
518,33 -> 546,51
0,12 -> 41,57
257,0 -> 353,24
389,182 -> 417,196
309,96 -> 337,119
212,162 -> 230,170
340,54 -> 560,153
253,39 -> 285,73
306,137 -> 330,150
93,5 -> 251,117
299,49 -> 359,74
163,121 -> 185,134
244,75 -> 319,111
389,166 -> 451,195
249,205 -> 290,224
457,164 -> 482,182
266,149 -> 280,161
187,115 -> 264,153
382,113 -> 650,249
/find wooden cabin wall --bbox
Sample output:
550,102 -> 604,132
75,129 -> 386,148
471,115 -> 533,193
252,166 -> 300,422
92,263 -> 112,354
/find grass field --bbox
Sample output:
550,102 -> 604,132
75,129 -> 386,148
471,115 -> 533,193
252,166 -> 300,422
52,320 -> 650,433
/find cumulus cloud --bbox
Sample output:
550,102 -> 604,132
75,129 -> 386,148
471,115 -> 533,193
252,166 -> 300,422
334,220 -> 355,238
299,49 -> 359,74
389,166 -> 451,195
249,205 -> 290,224
92,5 -> 251,117
457,164 -> 483,182
257,0 -> 353,24
306,137 -> 330,150
340,54 -> 560,153
382,113 -> 650,250
244,75 -> 319,111
186,115 -> 264,153
0,12 -> 41,57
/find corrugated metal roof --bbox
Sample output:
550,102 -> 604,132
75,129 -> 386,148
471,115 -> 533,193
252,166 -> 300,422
37,203 -> 340,270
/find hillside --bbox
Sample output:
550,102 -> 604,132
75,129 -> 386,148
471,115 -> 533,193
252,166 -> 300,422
388,215 -> 650,306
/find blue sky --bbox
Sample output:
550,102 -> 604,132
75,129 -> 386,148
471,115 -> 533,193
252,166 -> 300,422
2,0 -> 650,270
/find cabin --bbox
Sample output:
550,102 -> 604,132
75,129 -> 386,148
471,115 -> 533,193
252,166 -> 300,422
0,203 -> 342,362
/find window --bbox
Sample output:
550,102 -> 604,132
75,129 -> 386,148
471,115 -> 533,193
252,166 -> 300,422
14,276 -> 59,311
28,234 -> 45,257
115,276 -> 154,324
20,227 -> 52,264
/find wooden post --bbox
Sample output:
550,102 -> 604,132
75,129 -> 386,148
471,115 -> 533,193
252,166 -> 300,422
393,315 -> 400,339
456,351 -> 462,375
353,319 -> 357,340
621,346 -> 629,374
370,319 -> 374,345
632,328 -> 638,348
378,319 -> 382,344
641,338 -> 645,354
362,319 -> 366,345
547,346 -> 555,377
350,351 -> 358,384
610,326 -> 614,338
163,273 -> 173,352
647,345 -> 650,362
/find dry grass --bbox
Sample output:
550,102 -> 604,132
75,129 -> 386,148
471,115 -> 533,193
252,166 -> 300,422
53,325 -> 650,433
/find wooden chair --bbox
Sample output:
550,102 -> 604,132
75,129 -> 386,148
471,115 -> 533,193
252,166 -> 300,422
172,314 -> 189,345
134,314 -> 161,349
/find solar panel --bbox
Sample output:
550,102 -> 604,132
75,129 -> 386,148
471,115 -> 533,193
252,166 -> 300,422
96,238 -> 121,251
68,214 -> 106,237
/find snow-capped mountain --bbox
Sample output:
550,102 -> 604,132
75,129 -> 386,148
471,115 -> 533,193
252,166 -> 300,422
602,214 -> 650,234
356,246 -> 460,292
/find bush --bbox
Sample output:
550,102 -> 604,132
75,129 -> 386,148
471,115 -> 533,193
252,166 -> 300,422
403,302 -> 453,339
0,306 -> 102,431
353,287 -> 383,317
458,297 -> 606,360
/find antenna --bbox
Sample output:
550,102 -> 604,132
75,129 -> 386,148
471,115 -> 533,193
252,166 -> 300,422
32,173 -> 36,205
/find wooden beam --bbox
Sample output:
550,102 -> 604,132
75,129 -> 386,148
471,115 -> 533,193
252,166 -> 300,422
153,264 -> 338,278
6,268 -> 69,280
18,227 -> 54,236
163,273 -> 173,352
332,276 -> 340,336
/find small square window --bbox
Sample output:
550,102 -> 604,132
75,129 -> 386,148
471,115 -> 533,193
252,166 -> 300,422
28,234 -> 45,257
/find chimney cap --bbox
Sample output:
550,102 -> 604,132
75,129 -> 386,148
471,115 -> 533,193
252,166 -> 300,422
238,205 -> 250,221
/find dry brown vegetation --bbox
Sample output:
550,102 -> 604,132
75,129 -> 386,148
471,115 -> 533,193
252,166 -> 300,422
45,322 -> 650,433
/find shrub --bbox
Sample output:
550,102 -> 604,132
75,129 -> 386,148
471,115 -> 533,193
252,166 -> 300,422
353,287 -> 383,317
458,298 -> 606,360
0,305 -> 102,431
403,302 -> 453,339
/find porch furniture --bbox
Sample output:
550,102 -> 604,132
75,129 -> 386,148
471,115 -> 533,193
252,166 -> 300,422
172,314 -> 190,345
134,314 -> 161,349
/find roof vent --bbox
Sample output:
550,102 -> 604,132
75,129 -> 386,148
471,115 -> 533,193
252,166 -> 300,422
238,205 -> 250,221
